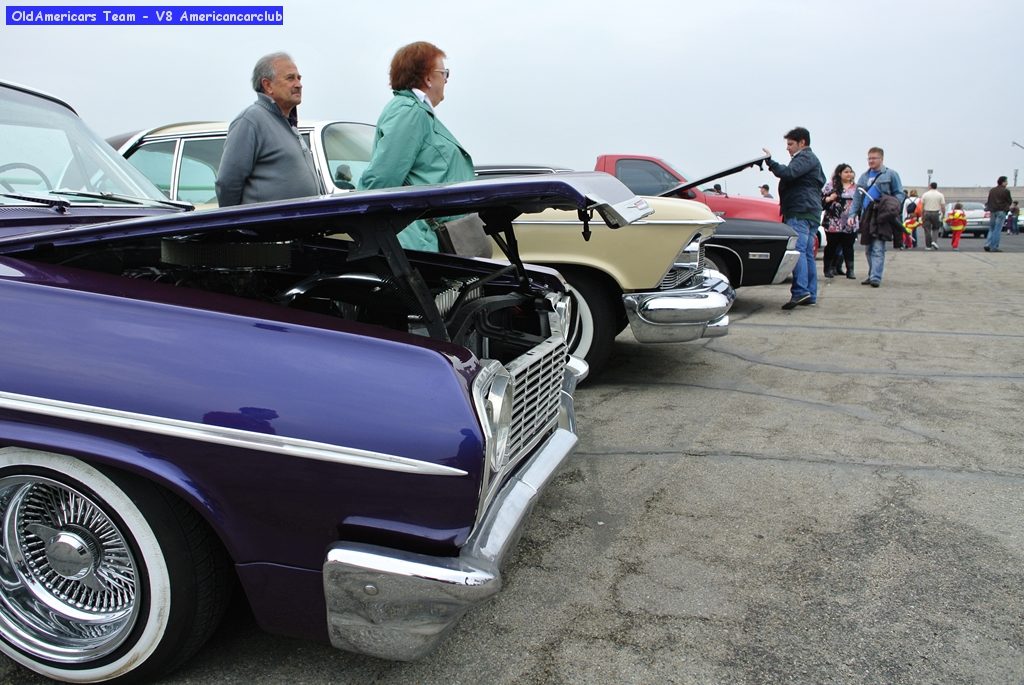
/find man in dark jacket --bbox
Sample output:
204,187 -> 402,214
764,127 -> 826,309
984,176 -> 1013,252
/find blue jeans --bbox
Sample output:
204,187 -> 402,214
865,238 -> 886,283
986,211 -> 1007,249
787,217 -> 818,301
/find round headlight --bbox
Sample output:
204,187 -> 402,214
485,370 -> 513,471
472,361 -> 514,472
548,291 -> 571,339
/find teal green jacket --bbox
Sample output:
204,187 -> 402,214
359,90 -> 475,251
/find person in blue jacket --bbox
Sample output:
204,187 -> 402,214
359,41 -> 475,251
847,147 -> 905,285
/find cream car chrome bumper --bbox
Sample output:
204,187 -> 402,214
621,269 -> 734,343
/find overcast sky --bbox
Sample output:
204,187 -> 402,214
4,0 -> 1023,194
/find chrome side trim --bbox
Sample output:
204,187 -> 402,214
712,234 -> 791,240
772,249 -> 801,284
0,390 -> 466,477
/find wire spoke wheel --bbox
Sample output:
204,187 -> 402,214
0,475 -> 140,663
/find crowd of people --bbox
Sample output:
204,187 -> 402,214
762,127 -> 1015,310
210,51 -> 1014,308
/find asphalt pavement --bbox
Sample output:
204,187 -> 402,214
3,234 -> 1022,685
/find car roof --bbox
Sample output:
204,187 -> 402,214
112,120 -> 369,154
474,164 -> 574,176
112,121 -> 230,153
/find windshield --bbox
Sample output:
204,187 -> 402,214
0,85 -> 169,205
321,122 -> 375,190
960,202 -> 985,211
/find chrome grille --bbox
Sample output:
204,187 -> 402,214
504,335 -> 566,464
659,242 -> 706,290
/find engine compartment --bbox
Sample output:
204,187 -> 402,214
39,231 -> 563,365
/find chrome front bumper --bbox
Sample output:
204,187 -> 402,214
621,269 -> 735,343
772,249 -> 801,284
321,359 -> 585,661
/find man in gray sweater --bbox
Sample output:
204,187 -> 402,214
216,52 -> 324,207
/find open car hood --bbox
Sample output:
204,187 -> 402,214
0,172 -> 650,254
660,154 -> 771,196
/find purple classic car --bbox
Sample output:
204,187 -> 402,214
0,81 -> 652,682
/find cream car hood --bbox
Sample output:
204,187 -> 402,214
508,196 -> 721,291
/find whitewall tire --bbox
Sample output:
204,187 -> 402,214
563,271 -> 617,377
0,447 -> 228,683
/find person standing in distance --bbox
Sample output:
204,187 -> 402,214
216,52 -> 324,207
984,176 -> 1013,252
848,147 -> 905,287
763,126 -> 826,309
919,182 -> 945,250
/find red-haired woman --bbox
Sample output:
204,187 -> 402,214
360,41 -> 474,251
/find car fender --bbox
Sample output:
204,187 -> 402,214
0,269 -> 486,568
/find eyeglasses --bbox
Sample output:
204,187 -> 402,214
433,68 -> 450,81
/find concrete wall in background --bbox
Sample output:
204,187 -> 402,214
904,186 -> 1023,203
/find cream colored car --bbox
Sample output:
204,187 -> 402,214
113,122 -> 732,375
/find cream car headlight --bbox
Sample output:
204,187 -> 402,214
472,360 -> 513,472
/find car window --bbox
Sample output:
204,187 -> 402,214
614,159 -> 680,196
0,123 -> 74,194
321,122 -> 374,190
124,140 -> 176,198
178,138 -> 225,207
961,202 -> 985,211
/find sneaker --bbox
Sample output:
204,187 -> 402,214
782,294 -> 811,310
870,281 -> 880,288
984,246 -> 991,252
861,278 -> 873,285
846,272 -> 856,279
798,299 -> 816,306
992,248 -> 1003,252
